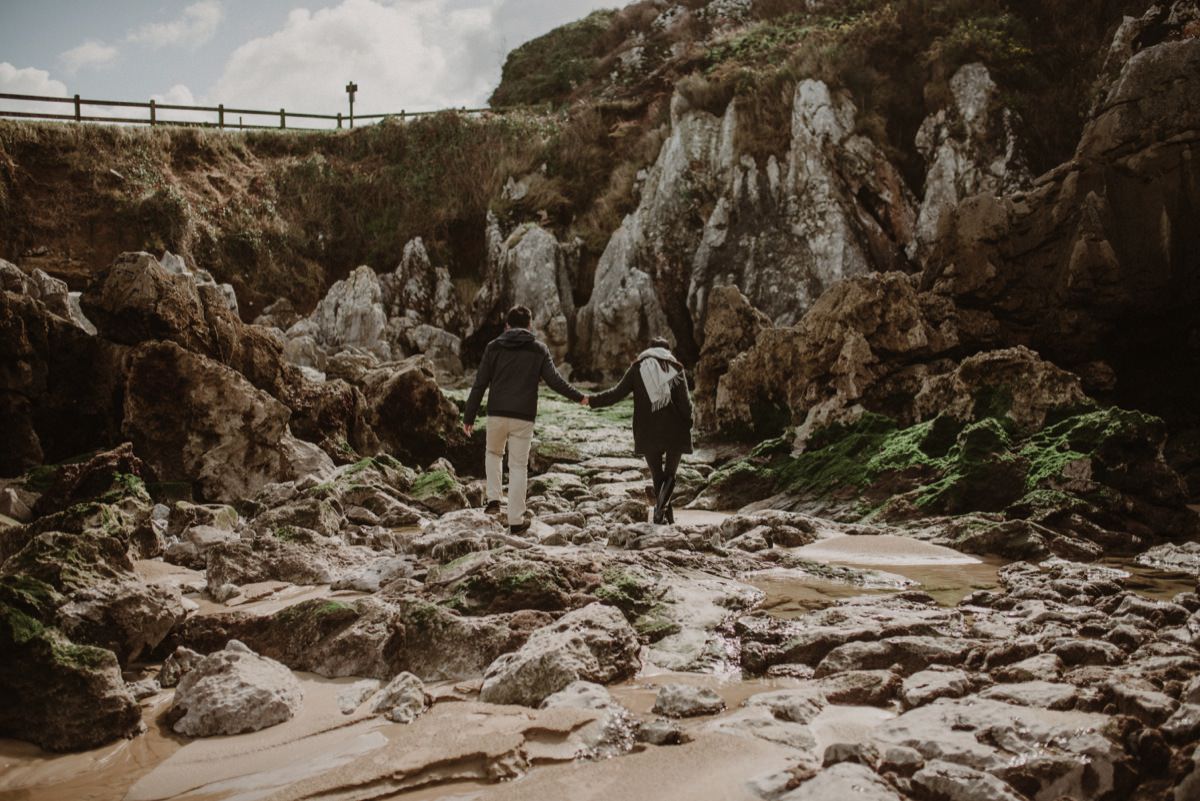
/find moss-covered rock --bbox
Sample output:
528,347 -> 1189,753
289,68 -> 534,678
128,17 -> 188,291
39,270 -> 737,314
0,601 -> 140,751
704,406 -> 1197,553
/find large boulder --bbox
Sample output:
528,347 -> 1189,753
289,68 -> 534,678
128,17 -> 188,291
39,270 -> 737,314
0,603 -> 140,751
479,603 -> 641,706
0,287 -> 126,475
167,639 -> 303,737
306,265 -> 389,358
122,341 -> 330,502
694,285 -> 769,434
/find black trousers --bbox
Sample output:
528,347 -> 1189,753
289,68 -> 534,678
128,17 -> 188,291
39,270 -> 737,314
644,450 -> 682,523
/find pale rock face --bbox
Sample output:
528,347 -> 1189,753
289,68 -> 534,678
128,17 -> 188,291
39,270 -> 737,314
381,238 -> 464,333
309,265 -> 390,358
472,218 -> 579,365
478,603 -> 641,706
169,640 -> 303,737
912,63 -> 1031,255
580,80 -> 915,376
577,93 -> 723,374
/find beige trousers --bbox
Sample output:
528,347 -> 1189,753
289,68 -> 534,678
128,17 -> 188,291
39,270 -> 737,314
485,415 -> 535,526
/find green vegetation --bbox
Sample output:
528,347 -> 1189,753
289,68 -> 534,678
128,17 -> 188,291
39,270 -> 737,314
410,469 -> 458,500
707,406 -> 1163,519
274,598 -> 358,627
594,568 -> 658,617
490,10 -> 619,108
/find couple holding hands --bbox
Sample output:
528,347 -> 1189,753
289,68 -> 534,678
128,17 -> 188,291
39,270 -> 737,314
463,305 -> 693,534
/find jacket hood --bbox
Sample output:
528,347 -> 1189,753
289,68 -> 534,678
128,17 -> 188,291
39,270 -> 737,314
495,328 -> 537,348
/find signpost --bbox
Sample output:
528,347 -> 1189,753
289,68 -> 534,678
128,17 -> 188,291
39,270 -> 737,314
345,81 -> 358,129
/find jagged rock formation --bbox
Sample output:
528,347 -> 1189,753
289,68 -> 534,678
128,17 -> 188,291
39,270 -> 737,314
578,79 -> 916,375
167,639 -> 303,736
470,216 -> 579,366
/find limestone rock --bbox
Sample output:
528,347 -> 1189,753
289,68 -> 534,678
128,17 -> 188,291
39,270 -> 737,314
158,646 -> 203,688
870,697 -> 1128,800
693,285 -> 769,433
122,341 -> 316,503
479,603 -> 640,706
778,762 -> 903,801
381,237 -> 464,334
900,666 -> 975,709
168,640 -> 302,737
652,683 -> 726,717
470,219 -> 577,365
912,62 -> 1031,255
0,288 -> 127,475
369,671 -> 428,723
912,759 -> 1027,801
309,265 -> 389,359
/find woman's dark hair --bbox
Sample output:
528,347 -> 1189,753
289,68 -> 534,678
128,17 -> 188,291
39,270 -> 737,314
649,337 -> 671,349
507,305 -> 533,328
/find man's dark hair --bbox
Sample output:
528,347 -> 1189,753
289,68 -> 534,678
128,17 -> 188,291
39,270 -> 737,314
649,337 -> 671,349
507,305 -> 533,329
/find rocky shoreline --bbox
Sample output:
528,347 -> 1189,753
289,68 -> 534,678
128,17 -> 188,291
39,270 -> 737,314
2,385 -> 1199,800
2,2 -> 1199,799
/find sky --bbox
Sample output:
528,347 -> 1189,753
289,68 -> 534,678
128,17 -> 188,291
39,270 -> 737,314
0,0 -> 619,126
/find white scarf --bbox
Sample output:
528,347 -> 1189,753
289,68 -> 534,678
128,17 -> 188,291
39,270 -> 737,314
637,347 -> 681,411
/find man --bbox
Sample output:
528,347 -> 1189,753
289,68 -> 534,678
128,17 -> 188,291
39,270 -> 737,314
463,305 -> 586,534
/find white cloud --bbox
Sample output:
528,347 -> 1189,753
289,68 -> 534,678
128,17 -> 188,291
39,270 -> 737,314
206,0 -> 504,120
127,0 -> 225,49
0,63 -> 71,115
59,40 -> 120,74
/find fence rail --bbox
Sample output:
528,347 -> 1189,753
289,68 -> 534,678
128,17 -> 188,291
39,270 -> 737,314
0,92 -> 494,131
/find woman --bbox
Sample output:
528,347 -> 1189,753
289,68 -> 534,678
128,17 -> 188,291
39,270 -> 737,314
589,338 -> 693,524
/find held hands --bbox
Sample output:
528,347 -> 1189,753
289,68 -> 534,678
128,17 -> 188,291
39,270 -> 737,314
463,423 -> 473,436
580,396 -> 590,407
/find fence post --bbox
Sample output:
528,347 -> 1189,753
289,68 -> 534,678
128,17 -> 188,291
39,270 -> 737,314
280,108 -> 286,129
337,112 -> 342,129
218,104 -> 225,129
401,109 -> 405,123
73,94 -> 81,122
149,99 -> 156,126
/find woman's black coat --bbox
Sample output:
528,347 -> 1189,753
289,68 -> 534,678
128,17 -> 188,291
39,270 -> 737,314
590,360 -> 693,455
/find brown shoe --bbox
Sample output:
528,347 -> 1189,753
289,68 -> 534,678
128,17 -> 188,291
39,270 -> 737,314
510,521 -> 531,535
484,500 -> 501,515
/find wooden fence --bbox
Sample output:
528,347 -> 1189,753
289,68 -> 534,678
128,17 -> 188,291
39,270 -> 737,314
0,92 -> 493,131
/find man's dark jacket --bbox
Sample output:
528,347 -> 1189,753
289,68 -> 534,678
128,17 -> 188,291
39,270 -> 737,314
463,329 -> 582,425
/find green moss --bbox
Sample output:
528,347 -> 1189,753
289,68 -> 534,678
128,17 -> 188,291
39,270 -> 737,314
100,473 -> 150,504
633,604 -> 680,641
273,599 -> 357,626
490,9 -> 617,107
3,603 -> 45,644
0,574 -> 62,620
1017,407 -> 1159,490
410,469 -> 457,500
595,568 -> 656,617
51,638 -> 113,670
272,525 -> 301,542
22,465 -> 58,492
